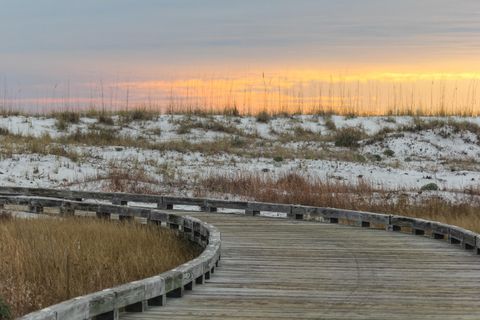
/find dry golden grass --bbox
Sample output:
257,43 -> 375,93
197,172 -> 480,233
0,216 -> 200,318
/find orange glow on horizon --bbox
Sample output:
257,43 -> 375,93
109,69 -> 480,116
4,67 -> 480,116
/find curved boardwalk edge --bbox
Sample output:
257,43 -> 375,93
0,196 -> 221,320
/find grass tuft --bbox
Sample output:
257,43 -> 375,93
333,126 -> 366,148
0,297 -> 11,320
52,111 -> 80,131
256,110 -> 271,123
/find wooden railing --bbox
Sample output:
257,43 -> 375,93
0,186 -> 479,319
0,186 -> 478,254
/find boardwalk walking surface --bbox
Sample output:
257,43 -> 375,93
122,212 -> 480,320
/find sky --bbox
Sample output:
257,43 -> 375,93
1,0 -> 480,114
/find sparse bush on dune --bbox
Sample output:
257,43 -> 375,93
277,125 -> 322,142
52,111 -> 80,124
222,106 -> 240,117
324,116 -> 336,131
52,111 -> 80,131
421,183 -> 439,191
97,113 -> 115,125
256,110 -> 271,123
383,149 -> 395,157
174,117 -> 242,135
118,108 -> 157,123
333,126 -> 366,148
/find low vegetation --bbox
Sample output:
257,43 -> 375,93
173,117 -> 244,136
255,110 -> 271,123
52,111 -> 80,131
0,216 -> 200,318
421,183 -> 440,191
324,116 -> 336,131
333,126 -> 366,147
118,108 -> 158,123
0,297 -> 11,320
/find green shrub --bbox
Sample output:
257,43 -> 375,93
421,183 -> 439,191
119,108 -> 156,123
97,114 -> 114,125
334,127 -> 365,148
383,149 -> 395,157
0,297 -> 11,320
345,113 -> 356,119
273,156 -> 283,162
54,111 -> 80,124
55,119 -> 68,131
324,117 -> 336,131
64,128 -> 122,145
54,111 -> 80,131
203,119 -> 239,134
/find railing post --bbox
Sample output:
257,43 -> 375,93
112,199 -> 128,206
157,203 -> 173,210
59,204 -> 75,216
96,212 -> 111,219
201,206 -> 217,212
147,295 -> 166,307
195,274 -> 205,285
184,281 -> 194,291
93,309 -> 119,320
28,205 -> 43,214
119,215 -> 134,222
413,228 -> 425,236
245,209 -> 260,216
157,197 -> 173,210
166,287 -> 184,298
125,300 -> 147,313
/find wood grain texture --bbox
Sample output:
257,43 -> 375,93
122,212 -> 480,320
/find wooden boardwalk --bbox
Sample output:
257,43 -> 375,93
122,212 -> 480,320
